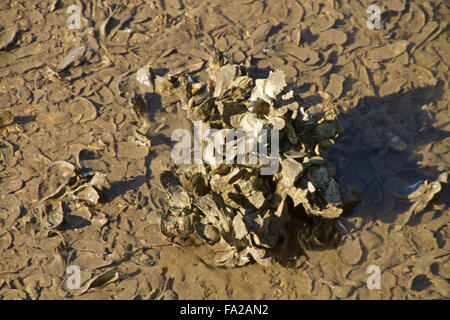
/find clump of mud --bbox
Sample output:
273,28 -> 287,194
157,51 -> 361,267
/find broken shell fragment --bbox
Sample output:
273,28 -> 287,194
382,171 -> 447,226
87,270 -> 119,289
128,91 -> 148,123
215,247 -> 252,268
38,161 -> 76,201
280,158 -> 303,188
75,269 -> 119,296
387,133 -> 407,151
136,65 -> 155,90
250,69 -> 286,103
87,172 -> 110,190
0,110 -> 14,127
37,156 -> 110,233
41,201 -> 65,230
157,50 -> 360,267
87,270 -> 119,290
71,185 -> 100,206
155,75 -> 174,94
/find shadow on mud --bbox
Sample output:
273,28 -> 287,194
324,82 -> 448,226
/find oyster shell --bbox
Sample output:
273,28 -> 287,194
40,201 -> 65,230
38,161 -> 76,201
37,155 -> 110,234
57,45 -> 88,71
70,185 -> 100,206
74,269 -> 119,296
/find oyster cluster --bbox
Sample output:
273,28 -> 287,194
36,149 -> 110,232
159,51 -> 360,267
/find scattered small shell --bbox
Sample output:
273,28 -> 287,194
88,172 -> 110,190
87,270 -> 119,288
41,201 -> 65,230
37,157 -> 110,234
157,51 -> 360,267
0,231 -> 13,250
49,0 -> 59,12
338,237 -> 363,265
133,129 -> 151,147
116,141 -> 149,159
316,29 -> 347,49
292,29 -> 302,46
70,97 -> 97,123
136,65 -> 155,90
128,91 -> 148,124
403,172 -> 448,225
250,23 -> 271,46
385,176 -> 427,201
0,26 -> 18,51
75,270 -> 119,296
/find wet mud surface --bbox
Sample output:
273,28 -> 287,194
0,0 -> 449,299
